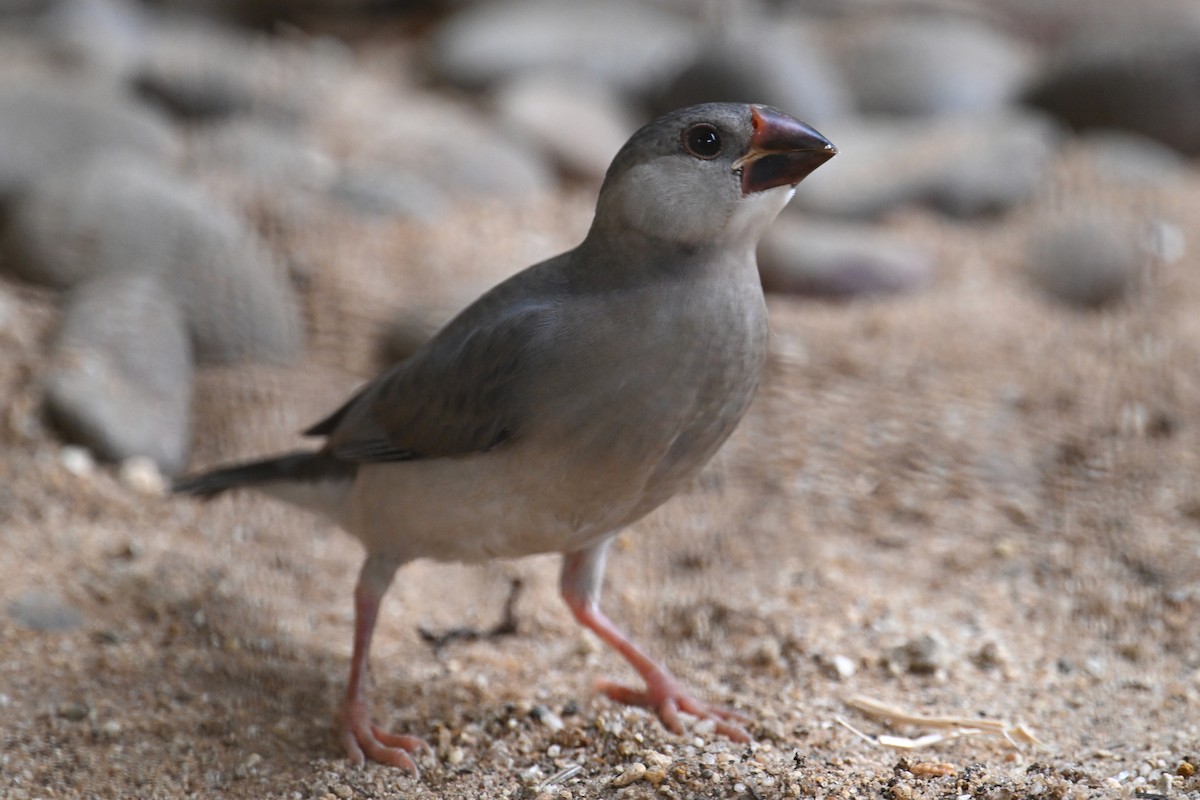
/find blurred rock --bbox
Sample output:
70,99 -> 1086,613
428,0 -> 698,94
794,112 -> 1059,219
491,72 -> 637,181
0,79 -> 177,203
4,154 -> 304,362
837,15 -> 1032,116
133,63 -> 256,121
185,119 -> 335,188
986,0 -> 1200,47
328,169 -> 445,219
657,17 -> 852,125
926,114 -> 1061,218
1025,206 -> 1144,309
45,272 -> 192,474
39,0 -> 148,78
0,0 -> 57,16
888,634 -> 947,675
1077,131 -> 1192,187
8,589 -> 82,632
758,219 -> 934,299
438,127 -> 554,198
1025,25 -> 1200,154
132,16 -> 337,124
59,444 -> 96,476
351,95 -> 556,198
142,0 -> 436,26
119,455 -> 167,496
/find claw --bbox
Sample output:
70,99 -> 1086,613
596,676 -> 752,742
339,700 -> 429,774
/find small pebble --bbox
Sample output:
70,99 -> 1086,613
9,590 -> 83,632
119,456 -> 166,496
59,445 -> 95,477
833,655 -> 857,679
888,634 -> 946,675
1025,207 -> 1143,309
644,766 -> 668,786
750,637 -> 783,668
532,703 -> 564,731
611,762 -> 647,787
57,701 -> 90,721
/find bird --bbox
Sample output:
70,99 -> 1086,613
174,102 -> 836,773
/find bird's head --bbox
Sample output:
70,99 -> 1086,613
592,103 -> 836,250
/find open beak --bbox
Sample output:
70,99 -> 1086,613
735,105 -> 837,196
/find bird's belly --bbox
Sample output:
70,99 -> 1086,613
345,447 -> 647,563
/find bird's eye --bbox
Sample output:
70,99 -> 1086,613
682,123 -> 722,159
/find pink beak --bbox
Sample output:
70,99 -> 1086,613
736,105 -> 837,195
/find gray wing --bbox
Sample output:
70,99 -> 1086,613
307,279 -> 563,464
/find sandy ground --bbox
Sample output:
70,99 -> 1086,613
3,154 -> 1200,800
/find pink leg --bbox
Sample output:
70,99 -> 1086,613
337,555 -> 432,772
561,541 -> 752,742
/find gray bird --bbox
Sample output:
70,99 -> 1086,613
174,102 -> 836,772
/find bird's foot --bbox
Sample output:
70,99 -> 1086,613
338,700 -> 432,773
596,673 -> 752,742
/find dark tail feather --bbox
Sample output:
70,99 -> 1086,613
172,450 -> 356,499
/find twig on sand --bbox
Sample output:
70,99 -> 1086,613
836,694 -> 1045,750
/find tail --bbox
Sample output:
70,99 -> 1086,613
173,451 -> 358,517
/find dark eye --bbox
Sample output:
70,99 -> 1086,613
682,123 -> 722,159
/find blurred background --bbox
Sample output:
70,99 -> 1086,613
0,0 -> 1190,471
1,1 -> 1198,798
0,0 -> 1195,474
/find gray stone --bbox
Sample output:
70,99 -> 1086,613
1025,24 -> 1200,154
328,169 -> 445,219
1025,206 -> 1145,309
491,72 -> 638,181
888,634 -> 947,675
1077,131 -> 1193,187
438,128 -> 554,198
45,272 -> 192,473
3,154 -> 304,363
428,0 -> 698,94
131,16 -> 337,124
793,112 -> 1060,219
986,0 -> 1200,48
8,590 -> 83,632
39,0 -> 148,78
185,119 -> 336,189
758,219 -> 934,299
925,114 -> 1061,218
133,65 -> 256,121
0,79 -> 178,204
351,96 -> 556,198
657,17 -> 853,126
838,15 -> 1032,116
0,0 -> 56,16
